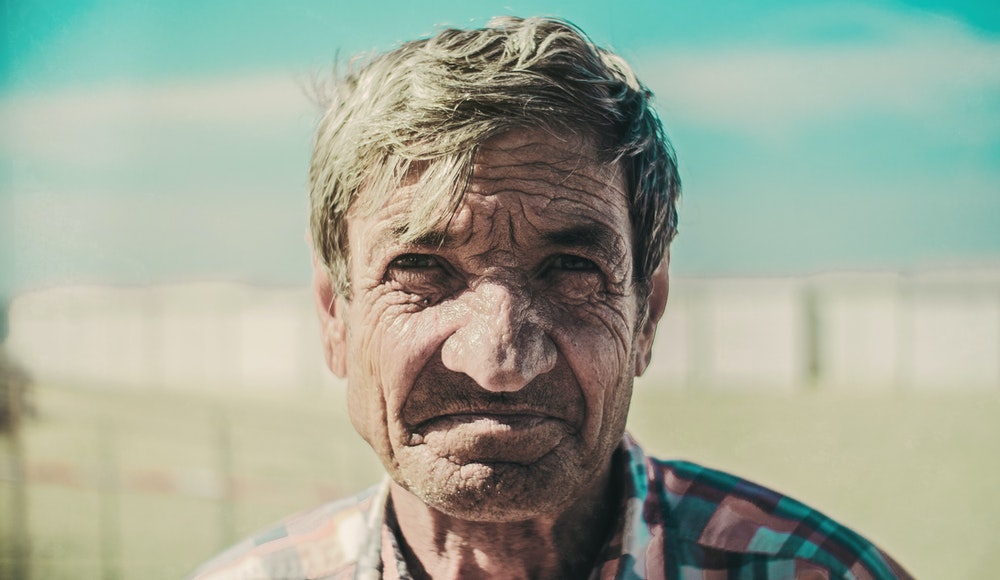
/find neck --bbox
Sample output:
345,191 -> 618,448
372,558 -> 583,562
387,462 -> 620,580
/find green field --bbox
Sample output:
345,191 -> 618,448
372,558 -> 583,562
2,381 -> 998,579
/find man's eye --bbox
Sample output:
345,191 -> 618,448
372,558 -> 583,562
389,254 -> 441,270
549,255 -> 599,272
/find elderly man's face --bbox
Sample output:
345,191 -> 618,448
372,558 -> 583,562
315,129 -> 663,521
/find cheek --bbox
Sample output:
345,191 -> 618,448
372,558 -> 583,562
354,302 -> 453,432
559,300 -> 634,372
345,379 -> 381,447
549,300 -> 636,434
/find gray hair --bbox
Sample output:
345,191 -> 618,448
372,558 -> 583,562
309,16 -> 680,299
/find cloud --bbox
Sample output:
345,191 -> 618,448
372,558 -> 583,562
4,3 -> 997,167
638,4 -> 1000,139
0,73 -> 317,168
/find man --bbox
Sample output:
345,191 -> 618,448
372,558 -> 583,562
192,16 -> 911,579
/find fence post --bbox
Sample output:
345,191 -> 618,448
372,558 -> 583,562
215,408 -> 236,548
3,366 -> 31,580
686,280 -> 712,388
96,418 -> 121,580
895,274 -> 914,392
802,282 -> 822,389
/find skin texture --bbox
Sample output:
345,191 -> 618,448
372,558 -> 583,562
313,128 -> 669,578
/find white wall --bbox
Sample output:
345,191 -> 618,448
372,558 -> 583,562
7,283 -> 336,391
8,269 -> 1000,391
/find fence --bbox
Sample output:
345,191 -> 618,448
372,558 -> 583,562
0,383 -> 382,579
649,269 -> 1000,390
2,375 -> 998,578
6,268 -> 1000,393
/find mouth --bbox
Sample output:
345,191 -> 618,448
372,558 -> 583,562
413,409 -> 556,431
410,411 -> 574,464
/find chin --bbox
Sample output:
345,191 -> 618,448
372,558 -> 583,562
399,457 -> 584,523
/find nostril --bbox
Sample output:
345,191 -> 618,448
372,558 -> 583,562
440,318 -> 556,393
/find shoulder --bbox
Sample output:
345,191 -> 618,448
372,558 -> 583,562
644,457 -> 911,579
188,485 -> 383,580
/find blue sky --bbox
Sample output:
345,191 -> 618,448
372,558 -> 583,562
2,0 -> 998,295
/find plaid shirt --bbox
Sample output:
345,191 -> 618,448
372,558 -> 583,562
190,434 -> 911,579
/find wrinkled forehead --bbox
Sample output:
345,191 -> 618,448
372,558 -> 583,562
370,129 -> 628,245
468,130 -> 623,197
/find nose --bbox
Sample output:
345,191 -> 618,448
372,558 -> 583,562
440,282 -> 557,392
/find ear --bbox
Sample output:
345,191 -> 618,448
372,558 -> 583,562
634,253 -> 670,377
312,251 -> 349,378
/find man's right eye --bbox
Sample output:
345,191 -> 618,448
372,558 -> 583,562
383,254 -> 459,305
389,254 -> 440,269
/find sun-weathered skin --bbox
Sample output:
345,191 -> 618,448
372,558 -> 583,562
311,128 -> 665,577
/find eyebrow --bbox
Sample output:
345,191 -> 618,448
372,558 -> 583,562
543,223 -> 625,264
385,222 -> 626,262
543,223 -> 614,247
409,228 -> 452,248
383,225 -> 453,249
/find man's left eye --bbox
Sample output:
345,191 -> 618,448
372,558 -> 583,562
549,255 -> 599,272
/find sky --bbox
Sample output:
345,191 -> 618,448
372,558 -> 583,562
2,0 -> 999,296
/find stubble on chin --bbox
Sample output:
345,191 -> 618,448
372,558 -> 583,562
394,439 -> 598,522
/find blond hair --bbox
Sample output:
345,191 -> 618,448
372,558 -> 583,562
309,16 -> 680,298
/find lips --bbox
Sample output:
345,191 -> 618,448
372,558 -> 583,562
414,412 -> 574,464
412,408 -> 560,430
398,356 -> 587,464
416,411 -> 561,436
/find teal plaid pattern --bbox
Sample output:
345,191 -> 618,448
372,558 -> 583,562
191,434 -> 911,579
592,435 -> 912,579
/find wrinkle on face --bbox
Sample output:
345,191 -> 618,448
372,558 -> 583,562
340,128 -> 642,522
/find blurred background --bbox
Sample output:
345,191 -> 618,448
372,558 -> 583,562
1,0 -> 998,578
